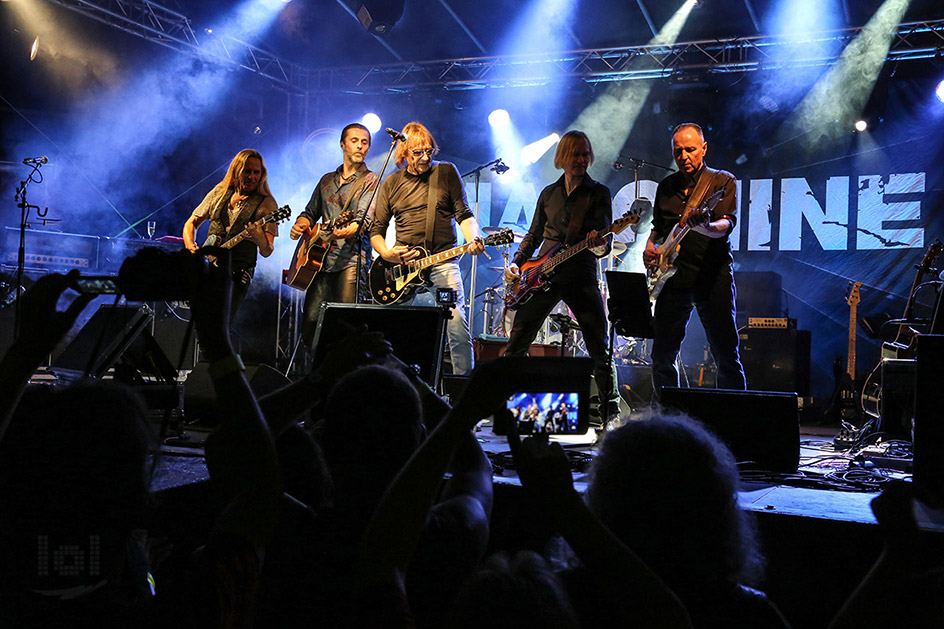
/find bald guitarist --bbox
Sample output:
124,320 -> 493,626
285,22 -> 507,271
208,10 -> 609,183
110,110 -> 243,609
643,123 -> 745,399
289,123 -> 379,348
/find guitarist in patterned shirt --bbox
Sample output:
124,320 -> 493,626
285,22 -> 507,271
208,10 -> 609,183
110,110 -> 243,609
289,123 -> 380,348
183,148 -> 279,318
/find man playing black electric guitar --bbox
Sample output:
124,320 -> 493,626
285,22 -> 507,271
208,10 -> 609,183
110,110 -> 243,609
289,123 -> 380,348
643,123 -> 746,400
369,121 -> 484,375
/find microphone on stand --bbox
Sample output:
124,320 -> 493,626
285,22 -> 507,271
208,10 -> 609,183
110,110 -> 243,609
23,156 -> 48,165
385,128 -> 407,142
490,158 -> 509,175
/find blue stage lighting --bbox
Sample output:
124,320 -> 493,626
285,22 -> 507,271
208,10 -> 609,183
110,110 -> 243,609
488,109 -> 510,127
361,113 -> 382,133
936,80 -> 944,104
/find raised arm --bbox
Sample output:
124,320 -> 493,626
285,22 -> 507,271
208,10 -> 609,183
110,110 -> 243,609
0,271 -> 93,442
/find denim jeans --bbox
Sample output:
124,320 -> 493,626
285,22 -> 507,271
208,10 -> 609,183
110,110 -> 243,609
400,261 -> 474,375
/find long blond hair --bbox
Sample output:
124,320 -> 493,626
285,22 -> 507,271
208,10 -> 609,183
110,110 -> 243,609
219,149 -> 273,197
394,122 -> 439,169
553,131 -> 594,170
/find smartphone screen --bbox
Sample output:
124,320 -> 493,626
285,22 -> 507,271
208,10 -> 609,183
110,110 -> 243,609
73,276 -> 121,295
508,391 -> 586,435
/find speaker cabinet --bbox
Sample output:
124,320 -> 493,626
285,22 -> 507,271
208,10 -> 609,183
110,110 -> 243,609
738,328 -> 811,396
312,303 -> 446,387
660,387 -> 800,473
915,335 -> 944,503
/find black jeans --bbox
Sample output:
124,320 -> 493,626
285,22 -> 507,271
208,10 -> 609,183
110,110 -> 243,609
504,257 -> 617,404
650,265 -> 746,398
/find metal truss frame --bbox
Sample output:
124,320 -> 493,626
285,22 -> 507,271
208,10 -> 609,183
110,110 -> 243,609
43,1 -> 944,95
311,19 -> 944,94
44,0 -> 312,92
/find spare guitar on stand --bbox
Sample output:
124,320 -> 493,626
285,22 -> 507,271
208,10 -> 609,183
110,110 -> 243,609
831,281 -> 864,449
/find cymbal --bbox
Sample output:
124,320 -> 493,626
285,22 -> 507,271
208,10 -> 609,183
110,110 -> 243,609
611,241 -> 628,255
482,225 -> 524,243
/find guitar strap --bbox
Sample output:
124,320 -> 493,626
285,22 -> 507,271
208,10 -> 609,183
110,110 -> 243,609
423,163 -> 442,251
681,166 -> 720,221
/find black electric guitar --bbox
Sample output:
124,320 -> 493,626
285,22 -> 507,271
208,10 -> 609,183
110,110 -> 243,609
205,205 -> 292,261
504,211 -> 640,311
370,229 -> 515,305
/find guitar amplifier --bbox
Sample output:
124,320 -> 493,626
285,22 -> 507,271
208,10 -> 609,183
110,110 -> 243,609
738,327 -> 811,396
4,227 -> 100,271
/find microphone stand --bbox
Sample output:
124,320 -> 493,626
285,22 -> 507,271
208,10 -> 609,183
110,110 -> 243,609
353,134 -> 400,304
461,158 -> 504,336
13,161 -> 48,339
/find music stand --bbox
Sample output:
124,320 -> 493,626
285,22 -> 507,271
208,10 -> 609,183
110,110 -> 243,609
601,271 -> 654,423
605,271 -> 653,339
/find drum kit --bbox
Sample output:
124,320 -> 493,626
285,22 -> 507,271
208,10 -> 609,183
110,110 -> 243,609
477,224 -> 650,364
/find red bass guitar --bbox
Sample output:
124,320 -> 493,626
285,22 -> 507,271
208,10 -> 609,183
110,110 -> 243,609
504,210 -> 639,311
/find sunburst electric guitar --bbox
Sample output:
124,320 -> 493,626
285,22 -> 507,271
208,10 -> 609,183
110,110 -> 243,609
370,229 -> 515,305
645,186 -> 727,301
504,211 -> 640,311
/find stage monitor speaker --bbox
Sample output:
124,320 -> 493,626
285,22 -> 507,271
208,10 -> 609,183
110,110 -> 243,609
738,328 -> 811,396
312,303 -> 446,387
915,335 -> 944,504
659,387 -> 799,473
50,304 -> 152,381
184,362 -> 291,425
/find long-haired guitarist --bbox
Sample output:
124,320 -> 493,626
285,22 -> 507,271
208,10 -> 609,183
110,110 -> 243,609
502,130 -> 619,421
642,123 -> 745,399
368,122 -> 484,375
183,148 -> 279,317
289,123 -> 380,347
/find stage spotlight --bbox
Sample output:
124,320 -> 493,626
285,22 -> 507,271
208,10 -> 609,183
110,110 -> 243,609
356,0 -> 404,36
361,113 -> 382,133
854,119 -> 868,132
936,80 -> 944,104
29,36 -> 38,61
488,109 -> 510,128
520,133 -> 560,165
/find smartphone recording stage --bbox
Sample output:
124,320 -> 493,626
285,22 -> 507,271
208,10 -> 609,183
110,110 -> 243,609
4,1 -> 944,626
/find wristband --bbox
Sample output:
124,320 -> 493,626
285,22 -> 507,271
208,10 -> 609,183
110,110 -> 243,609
208,353 -> 246,380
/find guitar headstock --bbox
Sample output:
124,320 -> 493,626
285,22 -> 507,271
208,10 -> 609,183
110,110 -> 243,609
846,281 -> 861,307
918,239 -> 943,274
266,205 -> 292,225
483,228 -> 516,247
611,211 -> 641,236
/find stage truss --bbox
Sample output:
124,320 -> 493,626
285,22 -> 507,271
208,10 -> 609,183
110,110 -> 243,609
42,0 -> 944,95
